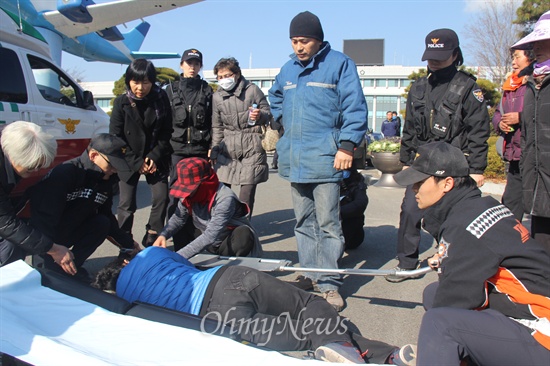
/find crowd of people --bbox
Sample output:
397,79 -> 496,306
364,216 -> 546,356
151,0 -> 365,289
0,9 -> 549,366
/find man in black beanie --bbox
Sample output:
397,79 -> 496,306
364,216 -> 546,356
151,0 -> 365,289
268,11 -> 368,319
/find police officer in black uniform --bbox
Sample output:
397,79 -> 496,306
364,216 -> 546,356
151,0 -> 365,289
166,49 -> 213,251
386,29 -> 490,282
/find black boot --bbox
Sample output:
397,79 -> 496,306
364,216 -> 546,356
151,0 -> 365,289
142,230 -> 158,247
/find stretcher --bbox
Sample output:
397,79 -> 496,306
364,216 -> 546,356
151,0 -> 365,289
189,253 -> 433,278
1,257 -> 425,365
0,261 -> 325,365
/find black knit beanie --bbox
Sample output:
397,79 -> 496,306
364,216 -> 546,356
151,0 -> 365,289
289,11 -> 324,41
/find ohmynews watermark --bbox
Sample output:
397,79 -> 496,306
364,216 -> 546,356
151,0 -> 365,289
200,307 -> 349,346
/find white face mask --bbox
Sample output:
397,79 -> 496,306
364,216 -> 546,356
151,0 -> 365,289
218,77 -> 236,91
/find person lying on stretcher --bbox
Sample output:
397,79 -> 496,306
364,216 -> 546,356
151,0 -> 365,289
93,246 -> 416,365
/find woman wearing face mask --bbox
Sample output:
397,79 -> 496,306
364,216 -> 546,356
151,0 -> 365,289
110,59 -> 173,247
210,57 -> 271,217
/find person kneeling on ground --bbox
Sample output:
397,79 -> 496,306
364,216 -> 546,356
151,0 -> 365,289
29,134 -> 140,281
93,246 -> 416,365
340,168 -> 368,250
393,141 -> 550,365
153,157 -> 262,258
0,121 -> 66,267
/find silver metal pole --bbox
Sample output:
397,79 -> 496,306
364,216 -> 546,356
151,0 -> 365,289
278,266 -> 433,278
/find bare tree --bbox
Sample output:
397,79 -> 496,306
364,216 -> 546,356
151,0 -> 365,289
464,0 -> 521,86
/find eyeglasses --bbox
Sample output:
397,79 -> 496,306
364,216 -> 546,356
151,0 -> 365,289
217,73 -> 234,80
98,152 -> 112,168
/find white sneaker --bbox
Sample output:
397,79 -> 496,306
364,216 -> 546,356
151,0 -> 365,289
315,341 -> 364,363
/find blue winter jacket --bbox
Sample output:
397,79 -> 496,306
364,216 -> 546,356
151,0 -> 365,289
117,247 -> 221,315
381,119 -> 399,137
268,42 -> 368,183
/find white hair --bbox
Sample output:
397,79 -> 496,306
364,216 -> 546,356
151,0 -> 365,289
1,121 -> 57,169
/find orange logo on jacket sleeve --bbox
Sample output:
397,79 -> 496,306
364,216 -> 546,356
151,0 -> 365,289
513,220 -> 530,243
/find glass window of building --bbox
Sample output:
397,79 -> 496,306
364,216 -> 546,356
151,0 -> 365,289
388,79 -> 399,87
365,96 -> 374,113
96,99 -> 110,109
365,96 -> 374,130
401,79 -> 412,88
362,79 -> 374,87
375,79 -> 387,88
251,80 -> 261,87
261,80 -> 272,88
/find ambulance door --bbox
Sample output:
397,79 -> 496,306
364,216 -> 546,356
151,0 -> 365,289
0,47 -> 36,127
22,52 -> 107,162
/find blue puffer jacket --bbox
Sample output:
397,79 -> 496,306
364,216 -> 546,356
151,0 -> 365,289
269,42 -> 368,183
117,247 -> 221,315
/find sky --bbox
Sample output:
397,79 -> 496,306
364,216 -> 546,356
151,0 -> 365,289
62,0 -> 494,82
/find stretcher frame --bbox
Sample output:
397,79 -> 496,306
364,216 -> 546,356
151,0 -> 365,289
189,253 -> 433,278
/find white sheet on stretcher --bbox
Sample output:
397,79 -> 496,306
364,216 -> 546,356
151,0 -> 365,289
0,260 -> 330,366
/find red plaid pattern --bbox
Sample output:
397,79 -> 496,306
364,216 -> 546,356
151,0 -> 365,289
170,157 -> 213,200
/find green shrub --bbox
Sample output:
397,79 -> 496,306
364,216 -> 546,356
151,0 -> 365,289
367,137 -> 401,153
485,135 -> 506,180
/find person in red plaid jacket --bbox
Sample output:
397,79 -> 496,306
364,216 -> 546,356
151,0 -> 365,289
153,157 -> 262,258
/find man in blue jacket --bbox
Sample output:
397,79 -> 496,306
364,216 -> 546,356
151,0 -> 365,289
268,11 -> 368,312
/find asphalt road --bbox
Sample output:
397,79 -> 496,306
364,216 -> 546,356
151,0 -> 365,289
79,157 -> 505,360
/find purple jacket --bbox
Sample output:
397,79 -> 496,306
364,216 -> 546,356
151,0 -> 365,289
492,83 -> 527,162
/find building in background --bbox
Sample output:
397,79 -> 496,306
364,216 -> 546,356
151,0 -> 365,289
80,81 -> 115,113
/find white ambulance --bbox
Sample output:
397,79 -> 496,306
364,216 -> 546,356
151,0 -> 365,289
0,7 -> 109,194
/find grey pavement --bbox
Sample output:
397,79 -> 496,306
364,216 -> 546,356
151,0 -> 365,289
80,157 -> 505,359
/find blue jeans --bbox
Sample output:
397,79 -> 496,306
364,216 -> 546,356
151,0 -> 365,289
290,182 -> 344,292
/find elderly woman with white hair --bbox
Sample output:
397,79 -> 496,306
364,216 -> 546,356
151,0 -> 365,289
0,121 -> 75,274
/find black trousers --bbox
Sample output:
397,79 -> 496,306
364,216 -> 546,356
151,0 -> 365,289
502,161 -> 524,221
32,214 -> 110,271
531,215 -> 550,257
418,307 -> 549,365
203,266 -> 397,363
396,185 -> 424,269
117,172 -> 168,235
206,226 -> 255,257
419,282 -> 550,365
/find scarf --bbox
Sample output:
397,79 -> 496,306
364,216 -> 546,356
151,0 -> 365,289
533,59 -> 550,88
533,59 -> 550,77
182,173 -> 220,213
502,71 -> 527,91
